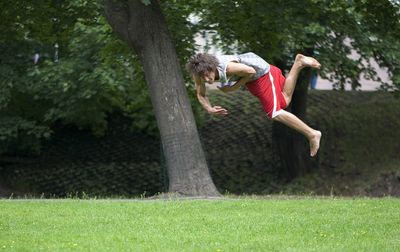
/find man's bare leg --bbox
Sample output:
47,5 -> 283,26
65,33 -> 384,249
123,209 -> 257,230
282,54 -> 321,105
273,110 -> 322,157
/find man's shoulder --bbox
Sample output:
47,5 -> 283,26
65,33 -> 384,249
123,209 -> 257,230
239,52 -> 260,58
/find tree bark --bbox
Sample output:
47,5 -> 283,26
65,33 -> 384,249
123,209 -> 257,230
104,0 -> 220,196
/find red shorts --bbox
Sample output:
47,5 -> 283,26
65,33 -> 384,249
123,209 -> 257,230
246,65 -> 287,118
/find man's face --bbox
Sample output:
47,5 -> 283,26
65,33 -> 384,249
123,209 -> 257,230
201,71 -> 216,84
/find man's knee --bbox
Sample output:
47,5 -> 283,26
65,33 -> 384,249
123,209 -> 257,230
272,113 -> 283,122
271,109 -> 290,122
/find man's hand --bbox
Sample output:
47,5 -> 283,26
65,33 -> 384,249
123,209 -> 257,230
208,106 -> 228,116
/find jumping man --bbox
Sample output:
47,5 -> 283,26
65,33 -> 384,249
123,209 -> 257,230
186,52 -> 322,157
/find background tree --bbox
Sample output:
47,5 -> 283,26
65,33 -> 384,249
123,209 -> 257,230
192,0 -> 400,179
1,0 -> 218,196
104,0 -> 220,197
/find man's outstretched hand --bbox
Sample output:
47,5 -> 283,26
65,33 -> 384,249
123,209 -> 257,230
208,106 -> 228,116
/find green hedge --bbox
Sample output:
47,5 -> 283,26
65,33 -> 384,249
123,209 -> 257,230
1,91 -> 399,197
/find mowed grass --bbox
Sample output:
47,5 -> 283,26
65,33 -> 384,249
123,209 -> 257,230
1,197 -> 399,251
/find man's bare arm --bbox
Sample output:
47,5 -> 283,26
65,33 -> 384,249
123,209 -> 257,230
218,62 -> 256,93
194,75 -> 228,116
194,75 -> 212,111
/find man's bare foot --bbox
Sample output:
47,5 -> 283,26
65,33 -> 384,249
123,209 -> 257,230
296,54 -> 321,69
309,130 -> 322,157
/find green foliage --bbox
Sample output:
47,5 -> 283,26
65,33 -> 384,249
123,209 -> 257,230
1,118 -> 164,196
0,117 -> 51,155
24,17 -> 152,136
4,91 -> 399,197
193,0 -> 400,90
141,0 -> 152,6
0,1 -> 129,154
0,0 -> 203,155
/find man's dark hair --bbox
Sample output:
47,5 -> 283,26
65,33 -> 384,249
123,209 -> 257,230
186,53 -> 219,77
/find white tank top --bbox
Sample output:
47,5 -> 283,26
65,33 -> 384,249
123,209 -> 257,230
216,52 -> 270,88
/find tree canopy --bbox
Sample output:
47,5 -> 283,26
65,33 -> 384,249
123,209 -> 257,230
192,0 -> 400,90
0,0 -> 197,155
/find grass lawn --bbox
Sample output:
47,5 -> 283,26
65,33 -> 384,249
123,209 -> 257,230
1,197 -> 399,251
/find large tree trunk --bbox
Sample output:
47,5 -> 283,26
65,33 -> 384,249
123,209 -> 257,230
104,0 -> 220,197
273,68 -> 315,180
